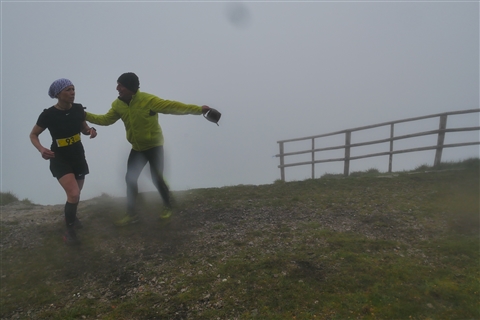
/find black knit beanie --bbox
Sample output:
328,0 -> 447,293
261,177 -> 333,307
117,72 -> 140,93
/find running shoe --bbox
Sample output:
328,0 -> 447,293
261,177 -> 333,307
160,208 -> 172,219
74,217 -> 83,229
64,217 -> 83,229
114,214 -> 139,226
63,228 -> 80,246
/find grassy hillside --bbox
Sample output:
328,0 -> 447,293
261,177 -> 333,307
1,159 -> 479,319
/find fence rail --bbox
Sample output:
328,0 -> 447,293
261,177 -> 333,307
276,109 -> 480,181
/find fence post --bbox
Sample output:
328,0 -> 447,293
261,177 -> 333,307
434,115 -> 448,167
279,142 -> 285,181
344,131 -> 351,176
388,123 -> 394,172
311,138 -> 315,179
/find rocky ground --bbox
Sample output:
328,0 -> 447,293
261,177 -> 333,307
0,185 -> 455,319
0,199 -> 101,250
0,189 -> 440,252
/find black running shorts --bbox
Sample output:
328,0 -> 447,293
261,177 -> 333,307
49,155 -> 89,180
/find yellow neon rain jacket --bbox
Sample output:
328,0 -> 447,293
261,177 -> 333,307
85,90 -> 203,151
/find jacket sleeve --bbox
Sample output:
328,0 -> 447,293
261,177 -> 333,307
85,108 -> 121,126
149,97 -> 203,115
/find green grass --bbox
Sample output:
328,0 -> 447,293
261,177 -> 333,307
1,159 -> 479,319
0,191 -> 34,206
0,191 -> 19,206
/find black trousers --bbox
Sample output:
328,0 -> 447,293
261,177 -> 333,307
125,146 -> 171,215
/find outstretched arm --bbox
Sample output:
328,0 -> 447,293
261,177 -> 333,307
149,97 -> 206,115
85,108 -> 121,126
29,125 -> 55,160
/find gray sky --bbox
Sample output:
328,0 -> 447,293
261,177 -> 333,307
1,1 -> 479,205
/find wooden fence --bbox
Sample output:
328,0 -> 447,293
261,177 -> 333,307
276,109 -> 480,181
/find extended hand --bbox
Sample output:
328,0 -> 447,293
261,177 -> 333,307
89,127 -> 97,139
41,148 -> 55,160
201,105 -> 211,115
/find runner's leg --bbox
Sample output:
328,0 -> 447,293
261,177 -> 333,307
125,149 -> 148,215
77,178 -> 85,192
146,146 -> 171,208
74,178 -> 85,227
58,173 -> 81,228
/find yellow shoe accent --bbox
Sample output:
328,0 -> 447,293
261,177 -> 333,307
160,208 -> 172,219
114,214 -> 139,226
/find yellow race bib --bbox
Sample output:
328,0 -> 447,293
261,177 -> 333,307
56,133 -> 81,147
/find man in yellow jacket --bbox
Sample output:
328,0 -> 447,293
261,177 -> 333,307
86,72 -> 211,226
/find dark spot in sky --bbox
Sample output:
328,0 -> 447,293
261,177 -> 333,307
225,2 -> 252,28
